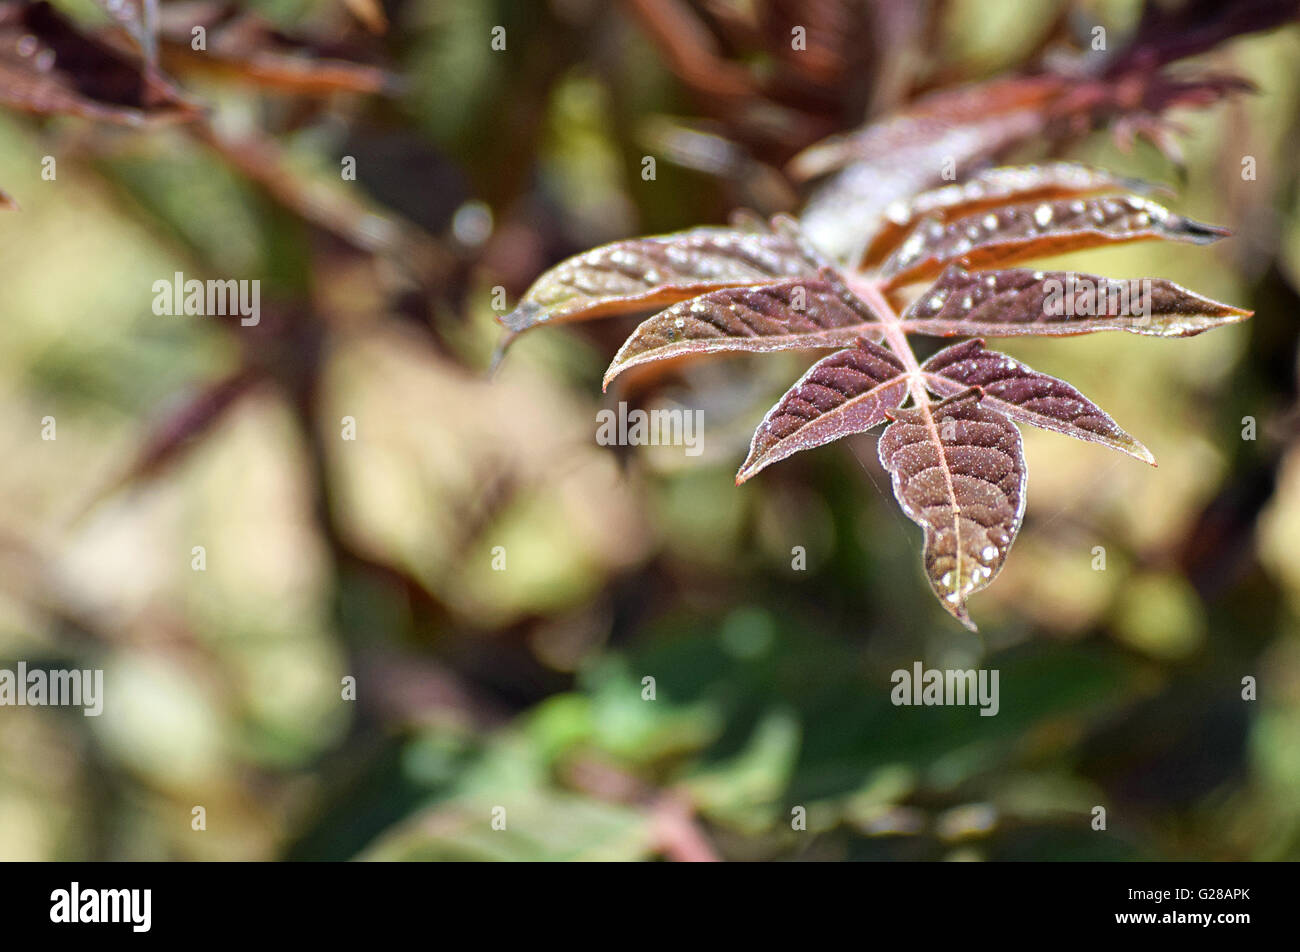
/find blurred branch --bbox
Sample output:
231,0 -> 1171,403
621,0 -> 756,102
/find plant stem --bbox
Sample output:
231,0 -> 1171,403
844,272 -> 929,406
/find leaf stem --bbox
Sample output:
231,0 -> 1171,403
845,272 -> 929,406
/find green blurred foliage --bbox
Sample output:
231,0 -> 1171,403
1,0 -> 1299,861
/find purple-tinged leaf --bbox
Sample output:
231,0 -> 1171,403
0,0 -> 198,125
793,54 -> 1252,262
789,77 -> 1059,182
736,339 -> 908,483
899,266 -> 1251,338
508,153 -> 1256,632
878,390 -> 1026,630
604,278 -> 881,390
922,339 -> 1154,464
501,227 -> 815,334
795,104 -> 1050,264
861,162 -> 1144,268
881,194 -> 1230,288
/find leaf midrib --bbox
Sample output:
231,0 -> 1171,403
846,271 -> 966,606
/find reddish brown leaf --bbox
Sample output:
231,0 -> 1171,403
860,162 -> 1144,268
507,151 -> 1253,631
790,75 -> 1061,182
922,339 -> 1154,464
794,40 -> 1254,263
501,227 -> 816,334
793,76 -> 1062,261
157,4 -> 392,95
878,390 -> 1026,630
0,186 -> 16,209
604,277 -> 881,390
0,0 -> 198,124
736,339 -> 908,483
900,266 -> 1250,339
881,194 -> 1230,288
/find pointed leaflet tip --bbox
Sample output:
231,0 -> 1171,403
880,193 -> 1240,289
878,388 -> 1026,630
1180,219 -> 1233,244
488,330 -> 517,377
900,267 -> 1251,339
499,301 -> 542,334
950,604 -> 979,632
859,162 -> 1148,268
921,340 -> 1158,465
